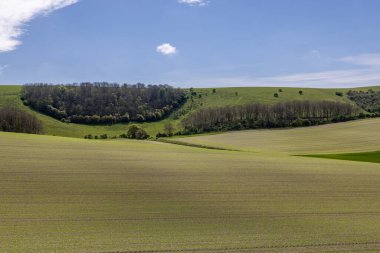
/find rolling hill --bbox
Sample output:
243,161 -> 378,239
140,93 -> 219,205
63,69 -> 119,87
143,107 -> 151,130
1,84 -> 380,139
1,118 -> 380,252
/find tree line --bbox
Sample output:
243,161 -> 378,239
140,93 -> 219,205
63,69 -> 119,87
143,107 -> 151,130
181,100 -> 360,134
0,107 -> 42,134
21,83 -> 186,124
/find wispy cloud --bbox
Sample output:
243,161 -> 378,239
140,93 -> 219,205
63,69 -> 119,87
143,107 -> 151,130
0,65 -> 8,75
338,53 -> 380,67
178,0 -> 208,7
0,0 -> 79,53
156,43 -> 177,56
177,53 -> 380,88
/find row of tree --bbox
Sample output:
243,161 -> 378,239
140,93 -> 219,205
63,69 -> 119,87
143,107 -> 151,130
21,82 -> 186,124
0,107 -> 42,134
182,100 -> 360,133
347,89 -> 380,113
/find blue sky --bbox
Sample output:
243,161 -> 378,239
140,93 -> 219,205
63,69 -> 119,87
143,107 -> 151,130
1,0 -> 380,87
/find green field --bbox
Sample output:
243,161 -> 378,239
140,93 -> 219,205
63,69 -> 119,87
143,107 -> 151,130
2,85 -> 380,139
170,118 -> 380,154
2,85 -> 380,252
1,118 -> 380,252
306,151 -> 380,164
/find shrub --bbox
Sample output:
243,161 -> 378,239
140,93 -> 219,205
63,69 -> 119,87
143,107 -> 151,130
100,134 -> 108,139
135,128 -> 149,139
274,93 -> 279,98
299,90 -> 303,95
164,122 -> 175,136
278,89 -> 283,92
335,91 -> 343,97
84,134 -> 93,139
126,125 -> 149,139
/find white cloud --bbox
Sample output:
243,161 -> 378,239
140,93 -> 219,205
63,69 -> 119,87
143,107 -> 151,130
339,53 -> 380,66
0,0 -> 79,52
178,0 -> 208,6
177,53 -> 380,88
156,43 -> 177,56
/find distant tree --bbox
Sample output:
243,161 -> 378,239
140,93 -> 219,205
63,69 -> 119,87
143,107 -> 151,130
278,89 -> 283,92
100,134 -> 108,139
85,134 -> 93,139
135,128 -> 149,139
126,125 -> 149,139
0,107 -> 42,134
212,88 -> 216,93
164,122 -> 175,136
347,89 -> 380,113
127,125 -> 140,138
335,91 -> 343,97
21,83 -> 186,124
235,92 -> 238,96
274,93 -> 279,98
181,100 -> 359,134
299,90 -> 303,95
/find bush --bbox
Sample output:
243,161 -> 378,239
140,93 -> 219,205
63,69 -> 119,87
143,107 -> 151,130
278,89 -> 283,92
274,93 -> 279,98
135,129 -> 149,139
126,125 -> 149,139
335,91 -> 343,97
100,134 -> 108,139
84,134 -> 93,139
299,90 -> 303,95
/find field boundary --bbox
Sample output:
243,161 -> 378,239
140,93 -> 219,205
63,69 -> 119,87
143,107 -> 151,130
156,138 -> 242,152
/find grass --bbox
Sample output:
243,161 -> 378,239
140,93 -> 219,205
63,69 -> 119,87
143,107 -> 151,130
305,151 -> 380,164
2,85 -> 380,251
1,118 -> 380,252
170,118 -> 380,154
1,85 -> 380,139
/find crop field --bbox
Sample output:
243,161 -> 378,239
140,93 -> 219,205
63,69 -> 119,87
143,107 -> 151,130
171,118 -> 380,154
1,118 -> 380,252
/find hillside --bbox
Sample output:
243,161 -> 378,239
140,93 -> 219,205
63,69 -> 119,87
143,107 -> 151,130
1,126 -> 380,252
170,117 -> 380,154
1,85 -> 380,138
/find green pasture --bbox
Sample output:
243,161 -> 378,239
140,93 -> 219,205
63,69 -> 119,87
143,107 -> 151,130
1,85 -> 379,139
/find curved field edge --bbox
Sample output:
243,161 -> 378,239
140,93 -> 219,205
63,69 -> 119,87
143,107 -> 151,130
1,85 -> 380,138
303,151 -> 380,164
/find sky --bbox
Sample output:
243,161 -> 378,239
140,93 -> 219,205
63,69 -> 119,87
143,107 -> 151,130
1,0 -> 380,88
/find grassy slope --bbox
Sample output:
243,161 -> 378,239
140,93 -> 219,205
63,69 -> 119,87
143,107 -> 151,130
305,151 -> 380,164
1,85 -> 380,138
1,131 -> 380,252
171,118 -> 380,154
